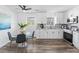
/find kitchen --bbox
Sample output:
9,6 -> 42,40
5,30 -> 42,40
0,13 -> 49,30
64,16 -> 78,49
32,5 -> 79,49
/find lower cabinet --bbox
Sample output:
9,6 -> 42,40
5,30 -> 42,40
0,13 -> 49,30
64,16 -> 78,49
35,29 -> 63,39
73,31 -> 79,49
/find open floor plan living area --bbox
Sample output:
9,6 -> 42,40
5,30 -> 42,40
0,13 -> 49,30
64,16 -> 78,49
0,5 -> 79,53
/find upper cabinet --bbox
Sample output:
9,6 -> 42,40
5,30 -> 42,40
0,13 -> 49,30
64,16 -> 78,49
36,11 -> 69,25
36,13 -> 47,24
55,12 -> 67,24
56,13 -> 63,24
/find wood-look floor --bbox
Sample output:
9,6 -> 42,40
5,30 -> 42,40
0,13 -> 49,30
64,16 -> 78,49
0,39 -> 79,53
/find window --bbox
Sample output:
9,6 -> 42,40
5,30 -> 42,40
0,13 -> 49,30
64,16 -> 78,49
27,17 -> 35,25
47,17 -> 56,25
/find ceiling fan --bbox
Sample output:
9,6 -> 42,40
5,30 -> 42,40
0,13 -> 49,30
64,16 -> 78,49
19,5 -> 32,11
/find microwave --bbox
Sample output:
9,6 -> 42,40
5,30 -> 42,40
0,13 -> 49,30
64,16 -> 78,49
67,16 -> 78,23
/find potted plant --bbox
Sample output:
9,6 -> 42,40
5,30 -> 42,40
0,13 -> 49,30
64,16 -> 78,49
18,22 -> 29,33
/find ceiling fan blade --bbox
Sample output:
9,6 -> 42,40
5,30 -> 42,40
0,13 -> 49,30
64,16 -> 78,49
19,5 -> 32,11
25,8 -> 32,10
19,5 -> 24,10
23,5 -> 26,9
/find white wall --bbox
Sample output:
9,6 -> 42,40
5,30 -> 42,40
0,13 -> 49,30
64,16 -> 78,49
0,6 -> 17,48
16,11 -> 66,33
16,12 -> 47,32
16,10 -> 67,27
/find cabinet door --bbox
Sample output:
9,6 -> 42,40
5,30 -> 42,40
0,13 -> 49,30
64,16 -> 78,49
48,30 -> 63,39
57,31 -> 63,39
39,31 -> 44,39
36,31 -> 40,39
73,32 -> 79,49
48,31 -> 53,39
56,13 -> 64,24
51,31 -> 57,39
42,31 -> 47,39
73,36 -> 79,49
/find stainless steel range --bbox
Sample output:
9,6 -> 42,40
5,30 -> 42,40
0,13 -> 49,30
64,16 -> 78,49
63,29 -> 73,44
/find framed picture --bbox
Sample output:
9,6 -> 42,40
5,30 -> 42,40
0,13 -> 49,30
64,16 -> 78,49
0,13 -> 11,30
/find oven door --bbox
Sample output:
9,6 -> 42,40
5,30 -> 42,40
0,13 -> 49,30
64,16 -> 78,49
63,32 -> 72,43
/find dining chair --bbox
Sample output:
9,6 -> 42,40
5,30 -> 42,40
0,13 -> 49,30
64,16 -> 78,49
26,31 -> 35,45
26,31 -> 35,40
8,32 -> 16,47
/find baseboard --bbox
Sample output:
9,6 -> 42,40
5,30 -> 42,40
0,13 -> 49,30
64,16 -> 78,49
36,38 -> 63,40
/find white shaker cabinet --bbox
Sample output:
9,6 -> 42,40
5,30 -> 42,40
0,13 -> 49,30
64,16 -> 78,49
57,31 -> 63,39
73,31 -> 79,49
56,13 -> 64,24
55,12 -> 68,24
35,29 -> 63,39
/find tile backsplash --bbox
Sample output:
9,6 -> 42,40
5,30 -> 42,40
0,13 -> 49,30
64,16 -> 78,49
36,23 -> 61,29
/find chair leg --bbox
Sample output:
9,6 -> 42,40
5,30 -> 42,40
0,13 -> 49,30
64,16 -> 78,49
32,38 -> 34,45
16,43 -> 19,48
22,43 -> 24,47
23,42 -> 26,47
10,41 -> 12,48
22,42 -> 26,47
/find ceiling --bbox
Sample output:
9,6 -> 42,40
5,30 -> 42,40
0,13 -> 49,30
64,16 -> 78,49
6,5 -> 78,13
